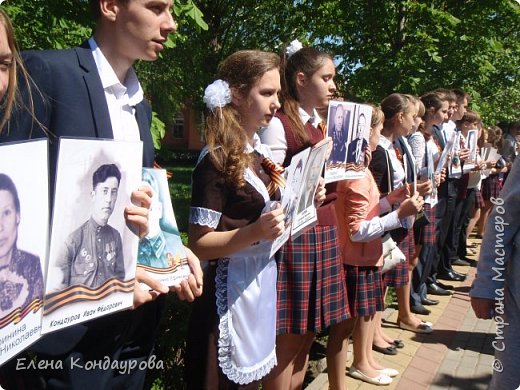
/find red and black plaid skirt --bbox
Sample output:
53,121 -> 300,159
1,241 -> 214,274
276,225 -> 350,335
481,175 -> 501,201
413,204 -> 436,246
383,228 -> 414,288
474,189 -> 485,209
343,264 -> 384,317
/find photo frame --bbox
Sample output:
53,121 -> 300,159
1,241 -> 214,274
42,138 -> 142,334
325,101 -> 372,182
0,139 -> 48,365
137,168 -> 190,287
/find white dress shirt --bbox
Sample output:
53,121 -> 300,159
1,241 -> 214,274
379,135 -> 405,190
89,38 -> 143,142
259,107 -> 322,164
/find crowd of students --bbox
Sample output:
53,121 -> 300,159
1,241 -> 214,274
0,1 -> 517,389
185,37 -> 518,388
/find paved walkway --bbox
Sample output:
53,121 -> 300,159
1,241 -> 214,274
306,238 -> 496,389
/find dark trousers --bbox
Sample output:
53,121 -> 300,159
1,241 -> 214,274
456,189 -> 476,260
428,180 -> 457,284
411,243 -> 436,306
444,194 -> 466,263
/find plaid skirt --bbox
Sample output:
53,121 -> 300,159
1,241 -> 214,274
481,175 -> 501,200
383,228 -> 414,288
474,189 -> 485,209
413,204 -> 436,246
276,225 -> 350,335
343,264 -> 384,317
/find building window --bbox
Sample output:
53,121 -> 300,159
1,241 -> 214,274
197,111 -> 205,142
171,112 -> 184,139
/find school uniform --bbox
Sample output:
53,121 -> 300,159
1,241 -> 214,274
260,109 -> 350,335
369,136 -> 416,289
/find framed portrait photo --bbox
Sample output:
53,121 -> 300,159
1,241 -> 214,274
0,139 -> 48,365
42,138 -> 142,334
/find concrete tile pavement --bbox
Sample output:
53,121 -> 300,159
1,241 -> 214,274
306,239 -> 496,390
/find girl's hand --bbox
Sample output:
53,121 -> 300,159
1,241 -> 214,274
386,186 -> 408,205
314,177 -> 326,207
417,178 -> 433,196
459,148 -> 471,161
439,168 -> 447,184
397,193 -> 424,218
434,172 -> 441,187
255,205 -> 285,240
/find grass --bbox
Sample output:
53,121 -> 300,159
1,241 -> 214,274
166,164 -> 194,245
145,163 -> 194,390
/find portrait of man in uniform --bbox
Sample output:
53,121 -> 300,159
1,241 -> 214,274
56,164 -> 125,289
346,113 -> 369,167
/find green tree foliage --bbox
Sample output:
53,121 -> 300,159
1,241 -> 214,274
5,0 -> 519,127
3,0 -> 208,149
312,0 -> 520,123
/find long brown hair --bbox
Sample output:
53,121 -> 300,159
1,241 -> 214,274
381,93 -> 414,133
280,46 -> 333,146
0,10 -> 40,135
205,50 -> 280,189
420,91 -> 446,140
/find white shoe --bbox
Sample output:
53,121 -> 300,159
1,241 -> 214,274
349,367 -> 392,385
378,368 -> 399,377
399,320 -> 433,334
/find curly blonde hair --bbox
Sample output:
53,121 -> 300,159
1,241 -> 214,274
205,50 -> 280,188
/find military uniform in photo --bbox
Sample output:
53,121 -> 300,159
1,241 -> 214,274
57,218 -> 125,289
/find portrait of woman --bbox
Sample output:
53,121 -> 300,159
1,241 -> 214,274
0,173 -> 44,317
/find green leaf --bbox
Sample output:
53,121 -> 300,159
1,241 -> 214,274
151,111 -> 166,150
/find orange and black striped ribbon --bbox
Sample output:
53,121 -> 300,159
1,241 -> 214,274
153,161 -> 173,179
261,156 -> 286,197
317,120 -> 327,137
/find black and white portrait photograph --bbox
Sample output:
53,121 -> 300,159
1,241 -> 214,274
0,139 -> 48,364
325,101 -> 355,183
42,138 -> 142,334
292,138 -> 331,238
467,129 -> 478,163
345,104 -> 372,179
270,147 -> 311,257
137,168 -> 190,287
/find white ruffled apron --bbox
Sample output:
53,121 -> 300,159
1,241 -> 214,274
216,165 -> 278,384
216,241 -> 277,384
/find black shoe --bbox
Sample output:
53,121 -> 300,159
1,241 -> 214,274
421,297 -> 440,306
436,281 -> 454,290
411,304 -> 431,315
427,283 -> 453,296
392,339 -> 404,349
437,271 -> 465,282
372,344 -> 398,355
452,270 -> 467,278
452,258 -> 471,266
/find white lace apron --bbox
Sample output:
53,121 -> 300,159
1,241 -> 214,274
216,240 -> 277,384
191,141 -> 278,384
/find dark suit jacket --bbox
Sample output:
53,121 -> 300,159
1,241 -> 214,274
346,137 -> 368,165
5,42 -> 154,175
0,42 -> 162,388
